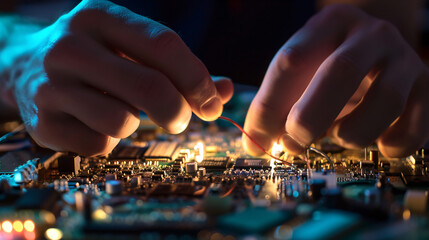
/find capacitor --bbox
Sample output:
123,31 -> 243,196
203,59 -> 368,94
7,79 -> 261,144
369,150 -> 379,168
185,162 -> 198,174
197,167 -> 206,178
105,180 -> 122,195
130,176 -> 142,187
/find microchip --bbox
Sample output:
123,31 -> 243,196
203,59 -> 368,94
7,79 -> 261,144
110,146 -> 148,160
198,157 -> 230,172
144,142 -> 180,160
235,158 -> 271,170
58,155 -> 81,175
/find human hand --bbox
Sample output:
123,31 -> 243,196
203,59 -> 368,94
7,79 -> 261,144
8,0 -> 233,156
243,5 -> 429,158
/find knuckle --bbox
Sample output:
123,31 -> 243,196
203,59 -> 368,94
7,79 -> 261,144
185,72 -> 215,103
149,28 -> 182,54
331,52 -> 360,76
371,19 -> 399,37
43,34 -> 77,68
276,46 -> 305,69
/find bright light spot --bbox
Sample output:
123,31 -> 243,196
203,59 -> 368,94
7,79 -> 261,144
271,142 -> 283,157
2,221 -> 13,233
12,220 -> 23,232
194,142 -> 204,163
293,191 -> 299,198
23,220 -> 35,232
14,172 -> 23,183
403,209 -> 411,221
92,209 -> 108,221
45,228 -> 63,240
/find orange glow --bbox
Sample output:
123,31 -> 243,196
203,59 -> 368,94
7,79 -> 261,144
2,221 -> 13,233
23,220 -> 35,232
13,220 -> 23,232
24,231 -> 36,240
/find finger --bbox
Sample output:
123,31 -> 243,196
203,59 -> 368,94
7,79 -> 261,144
35,81 -> 140,138
212,76 -> 234,104
377,71 -> 429,157
31,110 -> 120,156
67,1 -> 222,120
285,20 -> 402,152
243,5 -> 364,155
331,57 -> 416,149
45,34 -> 192,134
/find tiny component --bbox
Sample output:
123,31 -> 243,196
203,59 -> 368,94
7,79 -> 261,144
185,162 -> 198,174
197,167 -> 206,177
380,161 -> 390,171
359,160 -> 375,176
13,158 -> 38,184
198,157 -> 230,172
58,155 -> 81,175
369,150 -> 379,168
130,176 -> 142,186
235,158 -> 271,170
105,180 -> 122,195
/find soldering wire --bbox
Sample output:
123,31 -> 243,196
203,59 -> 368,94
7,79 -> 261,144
218,116 -> 293,166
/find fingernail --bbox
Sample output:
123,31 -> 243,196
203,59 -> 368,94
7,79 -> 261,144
201,97 -> 222,120
280,133 -> 306,155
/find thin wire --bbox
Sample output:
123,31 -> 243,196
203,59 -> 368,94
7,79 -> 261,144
218,116 -> 293,166
0,124 -> 25,143
309,146 -> 334,170
220,184 -> 236,198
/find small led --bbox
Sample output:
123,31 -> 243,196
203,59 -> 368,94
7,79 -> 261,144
194,142 -> 204,163
23,220 -> 35,232
45,228 -> 63,240
13,220 -> 23,233
2,221 -> 13,233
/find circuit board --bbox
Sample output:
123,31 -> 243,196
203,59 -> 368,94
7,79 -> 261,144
0,116 -> 428,240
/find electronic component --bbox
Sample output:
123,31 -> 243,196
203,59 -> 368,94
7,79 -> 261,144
0,115 -> 428,239
234,158 -> 271,170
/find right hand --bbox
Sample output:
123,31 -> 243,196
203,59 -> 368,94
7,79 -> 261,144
10,0 -> 233,156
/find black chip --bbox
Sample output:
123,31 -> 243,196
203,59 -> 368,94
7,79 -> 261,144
235,158 -> 271,170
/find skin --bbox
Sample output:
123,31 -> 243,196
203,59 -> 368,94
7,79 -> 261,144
1,1 -> 427,158
0,0 -> 233,156
243,4 -> 429,158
